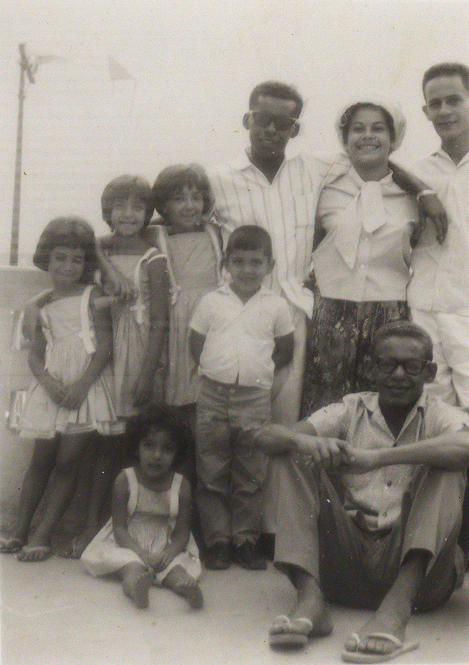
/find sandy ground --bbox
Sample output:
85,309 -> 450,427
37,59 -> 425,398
1,554 -> 468,665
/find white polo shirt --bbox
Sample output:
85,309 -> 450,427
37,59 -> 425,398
209,150 -> 349,317
190,283 -> 294,390
409,149 -> 469,314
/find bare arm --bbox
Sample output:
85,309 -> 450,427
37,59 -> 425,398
253,421 -> 345,470
96,236 -> 136,299
131,257 -> 169,406
28,324 -> 68,405
59,288 -> 113,410
341,430 -> 469,473
272,332 -> 294,370
189,329 -> 206,366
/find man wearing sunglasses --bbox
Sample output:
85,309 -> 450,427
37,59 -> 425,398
253,320 -> 468,661
209,82 -> 448,429
209,81 -> 351,428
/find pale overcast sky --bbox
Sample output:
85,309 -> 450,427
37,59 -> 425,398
1,0 -> 468,263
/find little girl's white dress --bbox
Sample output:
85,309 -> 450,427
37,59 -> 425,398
19,285 -> 119,439
81,468 -> 201,584
107,248 -> 167,418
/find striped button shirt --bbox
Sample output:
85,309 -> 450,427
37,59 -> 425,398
209,150 -> 349,317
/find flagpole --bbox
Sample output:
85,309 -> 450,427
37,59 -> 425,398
10,44 -> 35,266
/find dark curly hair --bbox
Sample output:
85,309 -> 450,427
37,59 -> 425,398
33,216 -> 98,284
101,174 -> 154,228
339,103 -> 396,144
152,163 -> 214,220
125,404 -> 191,470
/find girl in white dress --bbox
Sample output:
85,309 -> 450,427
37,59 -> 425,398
61,175 -> 170,557
5,217 -> 119,562
82,406 -> 202,610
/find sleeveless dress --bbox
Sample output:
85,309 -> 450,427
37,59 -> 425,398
81,468 -> 201,584
153,224 -> 222,406
108,248 -> 167,417
19,285 -> 119,439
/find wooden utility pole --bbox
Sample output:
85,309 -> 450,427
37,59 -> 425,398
10,44 -> 35,265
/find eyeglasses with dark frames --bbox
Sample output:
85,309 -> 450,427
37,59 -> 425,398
249,110 -> 298,132
375,357 -> 429,376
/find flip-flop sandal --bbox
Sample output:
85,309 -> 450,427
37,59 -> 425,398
0,537 -> 23,554
16,545 -> 52,562
269,615 -> 313,648
342,632 -> 420,663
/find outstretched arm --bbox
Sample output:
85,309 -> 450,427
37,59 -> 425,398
112,472 -> 153,569
150,477 -> 192,572
389,161 -> 447,243
96,236 -> 136,300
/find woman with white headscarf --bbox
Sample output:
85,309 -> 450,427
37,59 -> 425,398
301,98 -> 420,415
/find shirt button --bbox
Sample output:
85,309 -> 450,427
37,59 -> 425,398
387,480 -> 392,487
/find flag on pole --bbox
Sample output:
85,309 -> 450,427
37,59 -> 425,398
108,56 -> 133,81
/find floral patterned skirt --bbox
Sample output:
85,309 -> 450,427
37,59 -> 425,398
301,290 -> 409,417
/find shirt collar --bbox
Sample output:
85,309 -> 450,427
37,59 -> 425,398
218,281 -> 272,299
433,146 -> 469,167
359,389 -> 427,418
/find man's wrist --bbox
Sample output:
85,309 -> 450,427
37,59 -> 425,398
416,189 -> 436,201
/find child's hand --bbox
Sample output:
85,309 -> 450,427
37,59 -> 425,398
41,375 -> 68,405
22,304 -> 40,341
131,367 -> 155,407
104,271 -> 138,302
149,548 -> 176,572
60,379 -> 90,410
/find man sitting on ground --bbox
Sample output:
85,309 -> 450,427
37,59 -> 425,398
254,321 -> 468,662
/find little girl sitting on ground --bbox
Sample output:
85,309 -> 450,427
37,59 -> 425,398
81,407 -> 203,610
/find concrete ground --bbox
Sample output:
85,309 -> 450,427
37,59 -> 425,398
1,555 -> 468,665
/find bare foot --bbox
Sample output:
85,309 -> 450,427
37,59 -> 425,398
290,572 -> 333,637
122,565 -> 152,609
57,526 -> 100,559
163,565 -> 204,609
344,612 -> 407,657
17,545 -> 52,562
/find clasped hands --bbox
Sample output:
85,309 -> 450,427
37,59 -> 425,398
253,423 -> 379,473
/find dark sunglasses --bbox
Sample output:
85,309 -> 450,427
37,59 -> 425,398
249,110 -> 298,132
375,357 -> 429,376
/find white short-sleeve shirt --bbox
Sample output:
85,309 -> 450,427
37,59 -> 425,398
190,283 -> 294,389
409,149 -> 469,314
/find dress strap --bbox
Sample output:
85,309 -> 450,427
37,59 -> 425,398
130,247 -> 166,322
169,472 -> 183,521
124,467 -> 139,516
78,285 -> 96,353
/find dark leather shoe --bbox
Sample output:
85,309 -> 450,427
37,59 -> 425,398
232,541 -> 267,570
204,542 -> 231,570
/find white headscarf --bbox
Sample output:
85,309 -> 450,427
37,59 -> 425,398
334,96 -> 407,152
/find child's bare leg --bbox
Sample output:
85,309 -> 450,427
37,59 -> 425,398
18,433 -> 90,561
344,550 -> 428,657
61,434 -> 122,558
163,564 -> 203,609
121,563 -> 152,609
12,438 -> 58,545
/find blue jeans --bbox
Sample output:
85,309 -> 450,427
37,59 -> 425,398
195,377 -> 271,548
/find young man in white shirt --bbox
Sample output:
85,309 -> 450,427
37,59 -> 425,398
409,62 -> 469,409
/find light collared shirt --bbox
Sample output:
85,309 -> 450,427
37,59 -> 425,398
409,149 -> 469,314
209,150 -> 349,317
313,167 -> 418,302
190,283 -> 294,389
307,390 -> 469,531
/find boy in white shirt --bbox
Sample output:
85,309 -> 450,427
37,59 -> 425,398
190,225 -> 294,570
